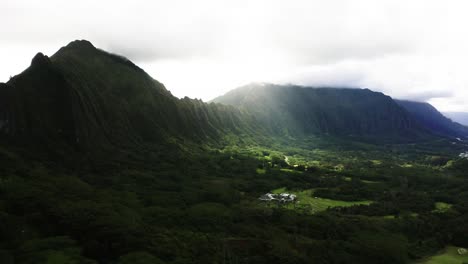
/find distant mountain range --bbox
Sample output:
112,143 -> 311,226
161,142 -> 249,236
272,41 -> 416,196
1,40 -> 467,153
213,83 -> 468,140
213,83 -> 429,140
443,112 -> 468,126
395,100 -> 468,139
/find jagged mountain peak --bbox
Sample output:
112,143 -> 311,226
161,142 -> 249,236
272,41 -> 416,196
0,40 -> 259,151
52,39 -> 146,75
62,39 -> 96,51
31,52 -> 51,67
2,40 -> 465,153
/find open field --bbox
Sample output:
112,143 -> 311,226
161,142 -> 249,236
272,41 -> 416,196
416,246 -> 468,264
270,187 -> 372,213
433,202 -> 453,213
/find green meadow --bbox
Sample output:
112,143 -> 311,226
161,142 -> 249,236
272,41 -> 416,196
416,246 -> 468,264
270,187 -> 373,213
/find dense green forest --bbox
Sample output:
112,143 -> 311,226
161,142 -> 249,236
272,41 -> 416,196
0,40 -> 468,263
1,136 -> 468,263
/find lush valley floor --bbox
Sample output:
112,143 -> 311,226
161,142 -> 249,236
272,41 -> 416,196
416,246 -> 468,264
269,187 -> 372,213
1,136 -> 468,263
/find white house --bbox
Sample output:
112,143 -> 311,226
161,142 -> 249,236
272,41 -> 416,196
259,193 -> 297,203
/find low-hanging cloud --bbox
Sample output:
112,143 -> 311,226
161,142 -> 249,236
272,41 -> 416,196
398,90 -> 454,102
1,0 -> 468,111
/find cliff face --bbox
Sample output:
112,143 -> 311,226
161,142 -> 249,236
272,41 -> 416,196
213,83 -> 427,139
0,53 -> 76,145
444,112 -> 468,127
2,40 -> 458,154
0,40 -> 259,151
396,100 -> 468,139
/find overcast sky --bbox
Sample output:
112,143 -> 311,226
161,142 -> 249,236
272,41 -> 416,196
1,0 -> 468,111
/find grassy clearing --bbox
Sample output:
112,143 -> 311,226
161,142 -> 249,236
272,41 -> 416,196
383,215 -> 396,219
256,168 -> 266,174
279,168 -> 303,174
401,163 -> 414,168
270,188 -> 372,213
383,212 -> 419,219
433,202 -> 453,213
416,246 -> 468,264
361,179 -> 379,184
344,176 -> 379,184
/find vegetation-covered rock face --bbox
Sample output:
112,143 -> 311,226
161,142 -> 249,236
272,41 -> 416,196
213,83 -> 432,140
1,40 -> 468,264
0,40 -> 260,152
0,53 -> 76,145
396,99 -> 468,139
2,40 -> 467,152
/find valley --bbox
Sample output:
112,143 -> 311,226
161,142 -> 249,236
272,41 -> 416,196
0,41 -> 467,264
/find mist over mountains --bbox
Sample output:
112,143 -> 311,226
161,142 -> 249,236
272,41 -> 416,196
444,112 -> 468,126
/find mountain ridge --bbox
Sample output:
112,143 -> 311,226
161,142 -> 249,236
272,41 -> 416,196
212,83 -> 431,140
395,99 -> 468,139
1,40 -> 466,155
443,112 -> 468,126
0,40 -> 261,153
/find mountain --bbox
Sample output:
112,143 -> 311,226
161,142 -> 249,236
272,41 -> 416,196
0,40 -> 259,153
443,112 -> 468,126
2,40 -> 468,264
212,83 -> 428,140
395,100 -> 468,139
1,40 -> 461,156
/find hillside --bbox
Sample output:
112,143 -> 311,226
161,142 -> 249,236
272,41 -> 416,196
0,40 -> 259,153
1,40 -> 468,264
3,41 -> 458,155
395,100 -> 468,139
444,112 -> 468,126
213,83 -> 429,140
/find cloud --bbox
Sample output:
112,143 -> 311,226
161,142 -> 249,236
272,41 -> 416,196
281,63 -> 366,88
1,0 -> 468,111
397,91 -> 454,102
0,0 -> 422,63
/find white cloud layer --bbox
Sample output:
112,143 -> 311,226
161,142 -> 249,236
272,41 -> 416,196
1,0 -> 468,111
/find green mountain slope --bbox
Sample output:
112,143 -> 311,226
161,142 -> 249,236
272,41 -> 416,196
212,83 -> 429,140
443,112 -> 468,126
395,100 -> 468,139
0,40 -> 259,152
1,40 -> 468,264
1,40 -> 459,153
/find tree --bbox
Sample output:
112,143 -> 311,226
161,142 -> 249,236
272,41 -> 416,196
117,251 -> 165,264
